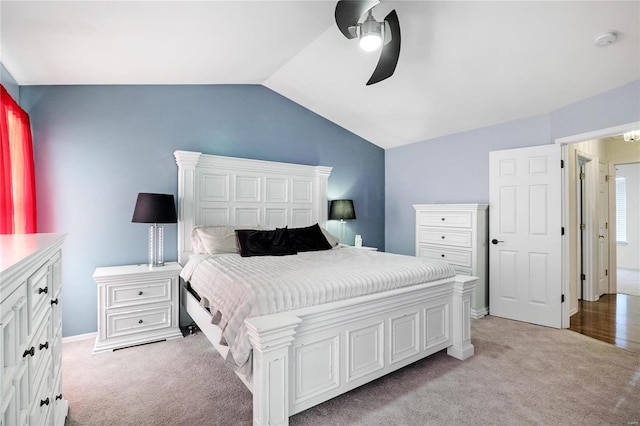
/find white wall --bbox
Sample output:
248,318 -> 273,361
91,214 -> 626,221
616,162 -> 640,270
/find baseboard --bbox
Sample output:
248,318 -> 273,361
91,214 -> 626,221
471,307 -> 489,319
62,332 -> 97,343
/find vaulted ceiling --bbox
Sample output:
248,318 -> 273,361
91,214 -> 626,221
1,1 -> 638,149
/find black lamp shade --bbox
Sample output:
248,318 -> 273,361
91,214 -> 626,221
132,193 -> 177,224
329,199 -> 356,221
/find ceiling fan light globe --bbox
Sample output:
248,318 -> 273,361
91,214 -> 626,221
360,34 -> 382,51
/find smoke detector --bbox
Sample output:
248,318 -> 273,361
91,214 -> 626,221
593,31 -> 618,47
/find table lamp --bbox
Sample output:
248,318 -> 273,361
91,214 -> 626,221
132,193 -> 177,267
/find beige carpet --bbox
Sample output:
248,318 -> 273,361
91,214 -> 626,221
63,316 -> 640,426
618,268 -> 640,297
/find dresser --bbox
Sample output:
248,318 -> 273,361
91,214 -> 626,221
93,262 -> 182,353
0,233 -> 68,426
414,204 -> 489,318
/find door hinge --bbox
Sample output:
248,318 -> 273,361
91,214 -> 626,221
579,172 -> 585,180
580,223 -> 586,231
561,160 -> 564,168
561,227 -> 565,235
605,269 -> 608,276
605,222 -> 608,229
561,294 -> 565,303
581,273 -> 586,281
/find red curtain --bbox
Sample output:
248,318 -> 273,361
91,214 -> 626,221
0,85 -> 37,234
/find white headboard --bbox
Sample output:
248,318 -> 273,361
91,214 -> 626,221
174,150 -> 333,264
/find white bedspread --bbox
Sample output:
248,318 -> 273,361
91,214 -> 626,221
180,247 -> 455,374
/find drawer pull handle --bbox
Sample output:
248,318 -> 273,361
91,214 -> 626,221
56,394 -> 63,401
138,319 -> 143,324
23,347 -> 35,357
40,342 -> 49,350
38,287 -> 48,294
441,254 -> 445,258
441,217 -> 445,221
441,236 -> 445,239
40,398 -> 50,407
51,298 -> 59,305
138,291 -> 143,296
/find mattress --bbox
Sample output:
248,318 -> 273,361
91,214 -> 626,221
180,247 -> 456,374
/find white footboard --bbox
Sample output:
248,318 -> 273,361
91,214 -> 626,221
245,275 -> 476,426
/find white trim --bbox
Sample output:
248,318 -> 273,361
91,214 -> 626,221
62,332 -> 97,343
555,121 -> 640,145
560,144 -> 569,328
575,151 -> 597,302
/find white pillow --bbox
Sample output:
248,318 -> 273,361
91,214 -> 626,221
192,226 -> 238,255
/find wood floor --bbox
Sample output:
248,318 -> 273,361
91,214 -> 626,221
569,293 -> 640,353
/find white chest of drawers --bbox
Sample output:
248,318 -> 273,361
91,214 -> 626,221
92,262 -> 183,353
1,233 -> 68,426
414,204 -> 489,318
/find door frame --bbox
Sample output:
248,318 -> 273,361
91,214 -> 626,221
555,120 -> 640,328
575,150 -> 596,302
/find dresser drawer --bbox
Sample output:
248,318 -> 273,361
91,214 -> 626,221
29,362 -> 53,426
417,246 -> 472,268
417,228 -> 472,248
30,314 -> 53,391
106,279 -> 172,309
106,305 -> 172,339
27,264 -> 50,335
50,250 -> 62,297
417,211 -> 472,228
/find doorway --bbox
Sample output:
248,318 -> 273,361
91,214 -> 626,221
558,122 -> 640,349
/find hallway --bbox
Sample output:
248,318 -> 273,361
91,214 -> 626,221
569,293 -> 640,353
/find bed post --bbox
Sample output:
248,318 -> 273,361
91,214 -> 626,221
315,166 -> 332,228
245,314 -> 302,426
447,275 -> 477,360
174,150 -> 202,265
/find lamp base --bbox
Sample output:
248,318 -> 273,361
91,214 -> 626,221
148,224 -> 165,267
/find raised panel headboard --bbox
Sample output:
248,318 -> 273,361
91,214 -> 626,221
174,150 -> 333,264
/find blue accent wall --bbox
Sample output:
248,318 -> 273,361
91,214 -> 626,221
385,80 -> 640,256
19,85 -> 385,337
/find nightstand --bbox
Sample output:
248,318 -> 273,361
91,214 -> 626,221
93,262 -> 183,353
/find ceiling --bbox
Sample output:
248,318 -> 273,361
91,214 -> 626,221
1,1 -> 638,149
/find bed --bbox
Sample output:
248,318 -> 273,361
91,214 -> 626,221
174,150 -> 476,426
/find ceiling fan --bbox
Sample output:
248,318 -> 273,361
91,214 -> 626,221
334,0 -> 401,86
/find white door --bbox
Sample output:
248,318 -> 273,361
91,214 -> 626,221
489,144 -> 563,328
598,161 -> 609,296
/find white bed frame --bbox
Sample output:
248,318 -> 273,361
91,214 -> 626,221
174,150 -> 476,426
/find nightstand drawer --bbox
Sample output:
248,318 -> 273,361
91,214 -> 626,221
417,228 -> 472,248
417,246 -> 472,268
417,211 -> 472,228
106,305 -> 172,339
107,279 -> 172,309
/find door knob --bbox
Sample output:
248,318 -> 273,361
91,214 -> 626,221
491,239 -> 504,245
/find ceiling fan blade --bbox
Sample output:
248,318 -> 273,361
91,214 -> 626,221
367,9 -> 401,85
335,0 -> 379,39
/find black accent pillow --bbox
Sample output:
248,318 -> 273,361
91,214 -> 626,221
235,228 -> 297,257
287,223 -> 333,252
